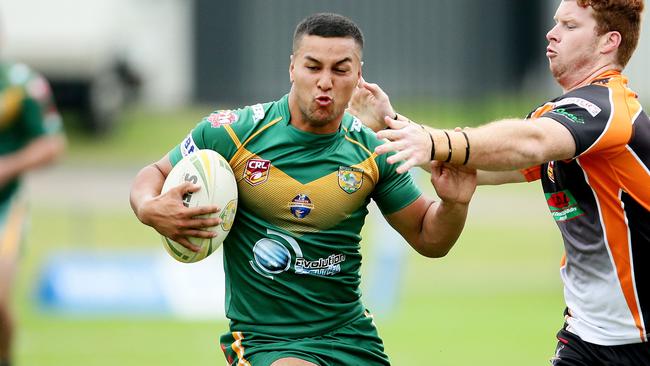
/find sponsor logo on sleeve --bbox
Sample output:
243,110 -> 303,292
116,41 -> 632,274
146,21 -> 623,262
251,104 -> 265,122
549,108 -> 585,124
181,133 -> 198,157
350,117 -> 362,132
545,190 -> 585,221
338,166 -> 364,194
207,110 -> 238,128
553,98 -> 601,117
243,158 -> 271,186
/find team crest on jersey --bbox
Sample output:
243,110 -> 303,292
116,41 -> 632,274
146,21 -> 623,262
547,161 -> 556,183
338,166 -> 364,194
243,158 -> 271,186
207,110 -> 238,128
545,190 -> 585,221
289,194 -> 314,219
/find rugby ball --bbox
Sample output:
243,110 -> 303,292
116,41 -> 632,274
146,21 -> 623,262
160,149 -> 238,263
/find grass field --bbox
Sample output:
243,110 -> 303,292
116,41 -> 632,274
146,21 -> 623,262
14,103 -> 566,365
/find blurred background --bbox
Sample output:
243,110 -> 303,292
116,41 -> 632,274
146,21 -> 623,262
1,0 -> 649,365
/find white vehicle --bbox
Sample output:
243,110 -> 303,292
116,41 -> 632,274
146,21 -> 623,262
2,0 -> 141,133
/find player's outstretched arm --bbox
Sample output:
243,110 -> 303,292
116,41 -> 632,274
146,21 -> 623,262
376,117 -> 576,173
129,154 -> 221,252
386,162 -> 476,257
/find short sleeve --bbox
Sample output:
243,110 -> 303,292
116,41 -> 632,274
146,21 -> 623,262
168,108 -> 254,166
541,86 -> 627,157
372,155 -> 422,215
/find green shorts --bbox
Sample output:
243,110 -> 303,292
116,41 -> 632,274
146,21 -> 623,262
0,190 -> 28,259
220,311 -> 390,366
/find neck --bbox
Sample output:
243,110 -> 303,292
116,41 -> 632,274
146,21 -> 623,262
288,90 -> 343,134
559,63 -> 621,93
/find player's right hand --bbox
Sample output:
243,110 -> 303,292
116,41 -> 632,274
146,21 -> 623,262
137,181 -> 221,252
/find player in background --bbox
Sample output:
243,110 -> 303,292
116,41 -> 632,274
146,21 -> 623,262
130,13 -> 476,366
351,1 -> 650,364
0,58 -> 65,365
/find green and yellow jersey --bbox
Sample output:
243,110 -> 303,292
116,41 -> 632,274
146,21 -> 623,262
0,62 -> 63,202
169,94 -> 420,337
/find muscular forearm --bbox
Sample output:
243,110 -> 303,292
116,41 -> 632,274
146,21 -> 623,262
415,199 -> 469,258
426,117 -> 575,171
463,120 -> 548,170
477,170 -> 527,185
129,164 -> 166,224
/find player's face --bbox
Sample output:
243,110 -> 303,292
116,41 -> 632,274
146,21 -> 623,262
546,1 -> 603,89
289,35 -> 362,133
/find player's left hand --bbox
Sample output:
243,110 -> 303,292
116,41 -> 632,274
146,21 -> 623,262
430,161 -> 476,205
347,77 -> 395,132
375,118 -> 433,174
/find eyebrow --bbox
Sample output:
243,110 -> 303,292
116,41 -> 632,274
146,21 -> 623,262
304,55 -> 353,66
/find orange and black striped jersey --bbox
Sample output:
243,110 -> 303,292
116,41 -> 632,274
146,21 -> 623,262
522,70 -> 650,345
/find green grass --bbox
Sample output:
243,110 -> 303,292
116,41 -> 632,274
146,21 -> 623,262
14,103 -> 567,365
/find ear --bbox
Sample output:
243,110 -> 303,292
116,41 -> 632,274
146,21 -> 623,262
601,30 -> 622,55
289,54 -> 295,83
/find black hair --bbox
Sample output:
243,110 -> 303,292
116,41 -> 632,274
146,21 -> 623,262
292,13 -> 364,52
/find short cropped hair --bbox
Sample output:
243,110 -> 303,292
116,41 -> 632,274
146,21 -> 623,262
292,13 -> 364,53
575,0 -> 644,67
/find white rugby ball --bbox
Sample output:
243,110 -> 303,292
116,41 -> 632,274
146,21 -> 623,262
160,149 -> 238,263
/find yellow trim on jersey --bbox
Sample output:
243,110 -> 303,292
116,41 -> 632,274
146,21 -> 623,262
240,117 -> 283,150
228,117 -> 283,173
223,125 -> 242,148
225,117 -> 283,166
231,332 -> 251,366
344,135 -> 374,157
0,87 -> 25,129
0,197 -> 26,259
230,146 -> 379,235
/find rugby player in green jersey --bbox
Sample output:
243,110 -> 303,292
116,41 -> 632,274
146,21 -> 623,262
131,13 -> 476,366
0,60 -> 65,366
